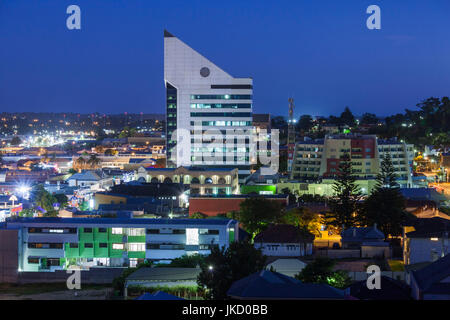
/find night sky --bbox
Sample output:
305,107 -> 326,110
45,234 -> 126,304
1,0 -> 449,118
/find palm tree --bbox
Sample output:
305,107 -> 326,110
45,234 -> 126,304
87,154 -> 101,168
75,157 -> 87,170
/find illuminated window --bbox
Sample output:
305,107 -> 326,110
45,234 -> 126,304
186,228 -> 199,245
111,228 -> 123,235
128,243 -> 145,251
112,243 -> 124,250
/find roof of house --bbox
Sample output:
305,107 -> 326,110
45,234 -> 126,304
108,183 -> 185,197
341,226 -> 385,242
254,224 -> 314,243
4,217 -> 236,227
67,170 -> 105,181
265,259 -> 307,278
405,217 -> 450,238
399,188 -> 448,202
227,270 -> 346,300
349,276 -> 411,300
412,254 -> 450,294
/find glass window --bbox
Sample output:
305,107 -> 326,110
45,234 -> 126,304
112,243 -> 124,250
111,228 -> 123,235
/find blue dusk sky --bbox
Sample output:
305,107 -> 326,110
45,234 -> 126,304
0,0 -> 449,118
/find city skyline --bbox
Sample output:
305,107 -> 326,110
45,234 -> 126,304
1,1 -> 449,118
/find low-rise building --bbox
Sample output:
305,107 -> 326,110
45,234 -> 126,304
66,170 -> 114,190
135,166 -> 239,196
227,270 -> 346,300
410,254 -> 450,300
341,225 -> 390,258
403,217 -> 449,265
188,194 -> 289,217
254,224 -> 314,257
0,217 -> 239,272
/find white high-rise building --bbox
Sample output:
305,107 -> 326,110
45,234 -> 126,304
164,30 -> 253,180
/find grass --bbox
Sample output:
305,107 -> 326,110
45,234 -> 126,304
388,259 -> 405,271
0,283 -> 111,296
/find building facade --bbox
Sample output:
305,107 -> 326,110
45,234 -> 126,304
164,30 -> 253,180
291,134 -> 414,186
135,166 -> 239,196
2,217 -> 238,272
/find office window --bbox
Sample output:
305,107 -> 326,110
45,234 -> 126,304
28,257 -> 40,264
69,243 -> 78,248
99,243 -> 108,248
112,243 -> 124,250
83,228 -> 93,233
128,228 -> 145,236
98,228 -> 107,233
84,243 -> 93,248
146,229 -> 160,234
128,243 -> 145,251
111,228 -> 123,235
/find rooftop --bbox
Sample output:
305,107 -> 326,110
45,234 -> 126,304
4,217 -> 236,226
227,270 -> 346,300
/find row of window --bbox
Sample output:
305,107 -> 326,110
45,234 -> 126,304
190,103 -> 251,109
28,228 -> 77,234
27,228 -> 219,236
191,94 -> 252,100
28,242 -> 218,252
190,121 -> 252,127
191,112 -> 252,118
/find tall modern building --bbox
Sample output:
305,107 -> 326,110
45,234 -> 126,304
164,30 -> 253,181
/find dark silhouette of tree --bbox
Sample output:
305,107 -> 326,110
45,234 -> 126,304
326,153 -> 362,229
340,107 -> 356,127
358,154 -> 410,238
295,257 -> 352,289
235,198 -> 283,239
197,241 -> 266,300
361,113 -> 378,125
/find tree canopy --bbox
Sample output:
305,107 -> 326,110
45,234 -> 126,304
197,241 -> 267,300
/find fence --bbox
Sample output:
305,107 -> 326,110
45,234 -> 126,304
315,249 -> 361,259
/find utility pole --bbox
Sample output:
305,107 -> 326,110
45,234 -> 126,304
287,98 -> 296,174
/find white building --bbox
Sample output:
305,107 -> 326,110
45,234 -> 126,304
253,224 -> 314,257
164,30 -> 253,181
403,218 -> 450,266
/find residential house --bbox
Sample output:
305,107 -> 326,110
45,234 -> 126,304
227,270 -> 346,300
410,254 -> 450,300
403,217 -> 449,265
254,224 -> 314,257
341,225 -> 390,258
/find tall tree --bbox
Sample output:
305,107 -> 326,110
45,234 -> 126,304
326,153 -> 362,229
340,107 -> 356,127
376,153 -> 398,188
197,241 -> 266,300
358,155 -> 409,238
361,113 -> 378,125
87,154 -> 101,168
297,115 -> 313,132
